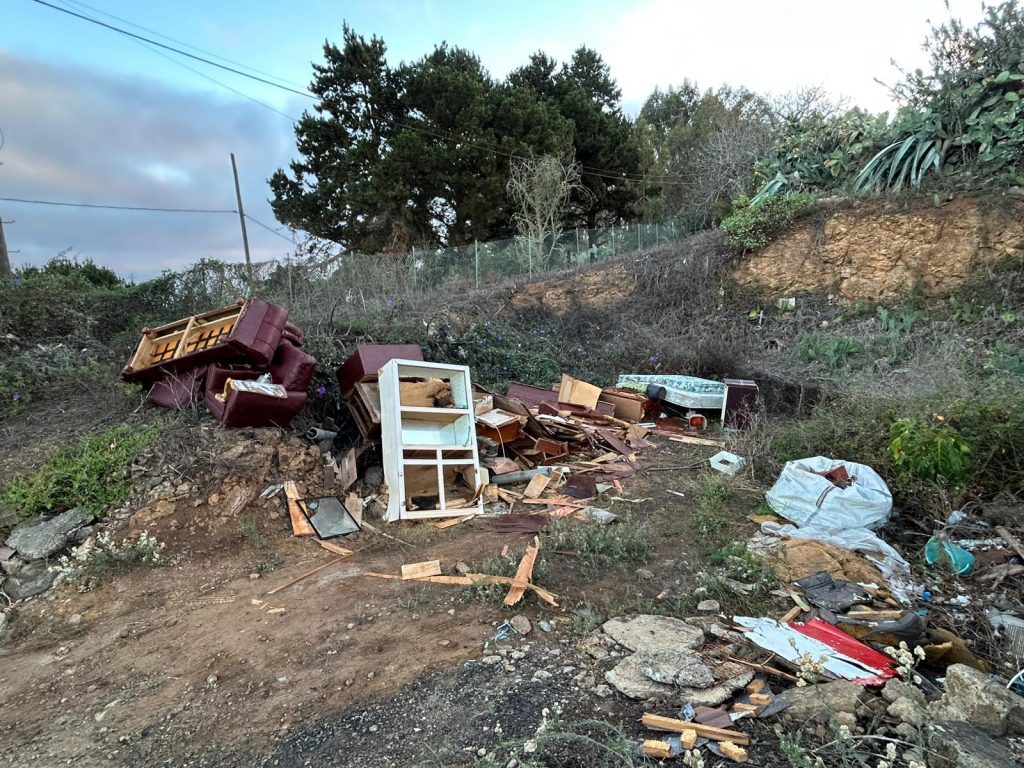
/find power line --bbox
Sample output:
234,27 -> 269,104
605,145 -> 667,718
29,0 -> 313,99
30,0 -> 689,186
244,213 -> 296,243
57,0 -> 308,91
0,196 -> 236,214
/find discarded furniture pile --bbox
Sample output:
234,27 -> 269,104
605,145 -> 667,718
122,298 -> 315,428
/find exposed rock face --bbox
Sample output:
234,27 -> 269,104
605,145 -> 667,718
929,663 -> 1024,736
5,508 -> 93,560
5,560 -> 57,600
601,615 -> 704,655
732,197 -> 1024,302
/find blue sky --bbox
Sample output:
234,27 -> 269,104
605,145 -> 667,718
2,0 -> 986,278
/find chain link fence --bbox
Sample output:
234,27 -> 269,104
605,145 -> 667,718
167,220 -> 686,321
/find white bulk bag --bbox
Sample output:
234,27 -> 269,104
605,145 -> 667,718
765,456 -> 892,530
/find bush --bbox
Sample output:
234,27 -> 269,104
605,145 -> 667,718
2,425 -> 160,518
721,192 -> 817,250
888,416 -> 971,486
50,530 -> 168,583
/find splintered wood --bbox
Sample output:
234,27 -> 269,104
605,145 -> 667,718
283,481 -> 315,537
640,713 -> 750,746
503,536 -> 541,606
522,474 -> 550,499
641,740 -> 672,759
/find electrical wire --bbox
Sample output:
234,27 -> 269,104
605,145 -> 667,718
29,0 -> 689,186
244,213 -> 295,243
0,196 -> 236,214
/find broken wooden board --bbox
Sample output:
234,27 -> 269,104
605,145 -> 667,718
319,540 -> 353,556
363,570 -> 558,606
666,435 -> 725,447
504,536 -> 540,606
434,514 -> 474,530
401,560 -> 442,580
558,374 -> 601,410
523,474 -> 551,499
283,480 -> 316,537
720,741 -> 749,764
640,713 -> 750,746
641,740 -> 672,760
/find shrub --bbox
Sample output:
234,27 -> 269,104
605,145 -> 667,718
2,425 -> 160,518
720,192 -> 817,250
50,530 -> 168,583
547,516 -> 653,574
888,416 -> 971,486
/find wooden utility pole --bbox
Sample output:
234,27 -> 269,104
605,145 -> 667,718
0,217 -> 12,283
230,153 -> 254,295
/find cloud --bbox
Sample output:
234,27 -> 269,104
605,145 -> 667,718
0,50 -> 299,280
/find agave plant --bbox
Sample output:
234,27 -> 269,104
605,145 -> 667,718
853,131 -> 951,194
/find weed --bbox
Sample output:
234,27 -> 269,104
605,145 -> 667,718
708,540 -> 774,582
547,517 -> 653,575
721,192 -> 817,251
50,530 -> 168,584
888,416 -> 970,486
796,333 -> 860,369
241,515 -> 268,549
691,477 -> 735,545
2,424 -> 160,519
253,553 -> 283,574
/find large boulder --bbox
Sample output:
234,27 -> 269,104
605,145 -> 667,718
928,720 -> 1019,768
930,663 -> 1024,736
780,681 -> 865,722
601,615 -> 704,654
5,560 -> 57,600
6,508 -> 93,560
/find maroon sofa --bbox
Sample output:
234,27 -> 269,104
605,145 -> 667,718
204,340 -> 316,428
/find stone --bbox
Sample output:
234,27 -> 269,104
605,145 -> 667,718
455,561 -> 471,575
637,650 -> 716,688
635,568 -> 656,581
481,655 -> 502,666
601,615 -> 703,655
833,712 -> 858,730
592,684 -> 613,698
578,636 -> 610,661
604,655 -> 750,705
696,599 -> 721,613
928,720 -> 1019,768
538,620 -> 553,632
882,679 -> 926,708
67,614 -> 82,626
929,663 -> 1024,736
888,696 -> 924,726
780,681 -> 864,722
6,508 -> 93,560
532,670 -> 552,681
5,560 -> 57,600
510,615 -> 532,636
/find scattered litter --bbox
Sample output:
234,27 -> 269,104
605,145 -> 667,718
766,457 -> 893,530
734,616 -> 896,684
710,451 -> 747,476
303,496 -> 361,539
924,535 -> 976,574
260,484 -> 284,499
401,560 -> 442,580
795,571 -> 871,613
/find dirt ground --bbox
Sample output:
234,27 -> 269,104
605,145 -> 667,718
0,413 -> 772,768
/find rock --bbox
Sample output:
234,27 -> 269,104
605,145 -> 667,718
6,508 -> 93,560
635,568 -> 656,581
602,615 -> 703,655
1,554 -> 27,577
930,663 -> 1024,736
592,684 -> 613,698
0,612 -> 9,637
67,614 -> 82,627
510,615 -> 532,636
578,636 -> 610,661
5,560 -> 57,600
73,525 -> 96,544
455,561 -> 471,575
538,620 -> 554,632
604,655 -> 750,705
532,670 -> 553,681
833,711 -> 858,730
637,650 -> 716,688
882,678 -> 926,708
780,681 -> 864,722
481,655 -> 502,666
696,599 -> 721,613
888,696 -> 924,726
928,720 -> 1019,768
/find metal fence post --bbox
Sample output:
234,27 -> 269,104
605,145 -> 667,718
411,246 -> 417,292
474,240 -> 479,289
637,222 -> 641,251
655,222 -> 659,244
575,228 -> 580,263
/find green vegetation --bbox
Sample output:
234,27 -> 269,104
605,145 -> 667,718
547,516 -> 653,575
691,476 -> 735,544
888,416 -> 971,485
796,333 -> 860,369
720,192 -> 817,250
2,425 -> 159,519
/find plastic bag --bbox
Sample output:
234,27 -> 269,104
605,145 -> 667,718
765,456 -> 892,530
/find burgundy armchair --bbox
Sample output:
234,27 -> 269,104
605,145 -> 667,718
204,340 -> 316,428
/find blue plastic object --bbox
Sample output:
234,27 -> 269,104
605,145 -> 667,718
924,536 -> 975,575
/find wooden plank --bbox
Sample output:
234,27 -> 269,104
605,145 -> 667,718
504,535 -> 540,606
362,570 -> 558,606
523,474 -> 550,499
640,713 -> 749,746
720,742 -> 749,764
667,435 -> 725,447
283,481 -> 316,537
748,693 -> 773,706
779,606 -> 801,623
401,560 -> 442,579
725,655 -> 799,682
434,514 -> 474,530
267,550 -> 358,595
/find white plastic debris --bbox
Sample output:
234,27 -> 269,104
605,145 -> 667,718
765,456 -> 892,530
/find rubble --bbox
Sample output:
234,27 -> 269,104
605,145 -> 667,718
779,680 -> 865,722
929,663 -> 1024,736
5,507 -> 93,560
928,720 -> 1020,768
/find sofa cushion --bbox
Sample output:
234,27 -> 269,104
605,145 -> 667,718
271,341 -> 316,392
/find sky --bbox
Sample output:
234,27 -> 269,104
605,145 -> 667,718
1,0 -> 989,280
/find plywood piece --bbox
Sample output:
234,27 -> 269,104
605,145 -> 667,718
523,474 -> 550,499
640,714 -> 749,746
558,374 -> 602,410
401,560 -> 442,580
283,481 -> 316,537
